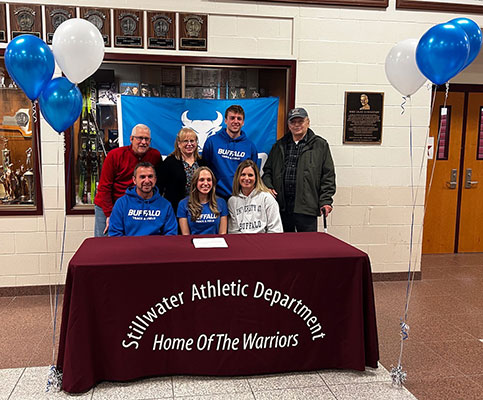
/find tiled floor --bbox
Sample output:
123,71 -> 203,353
0,364 -> 415,400
0,253 -> 482,399
376,253 -> 483,400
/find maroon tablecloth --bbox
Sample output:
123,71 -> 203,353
57,232 -> 379,393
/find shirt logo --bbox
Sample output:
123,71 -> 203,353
181,111 -> 223,150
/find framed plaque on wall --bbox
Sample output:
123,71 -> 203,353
147,11 -> 175,50
238,0 -> 388,7
81,7 -> 111,47
179,14 -> 207,51
114,9 -> 143,48
9,3 -> 42,39
343,92 -> 384,144
0,3 -> 7,42
45,6 -> 76,44
396,0 -> 483,13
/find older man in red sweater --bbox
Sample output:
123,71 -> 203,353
94,123 -> 161,236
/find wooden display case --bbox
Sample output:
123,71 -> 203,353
0,55 -> 42,215
64,54 -> 296,214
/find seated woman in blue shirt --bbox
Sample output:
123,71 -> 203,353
177,166 -> 228,235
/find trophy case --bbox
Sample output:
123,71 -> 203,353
65,54 -> 295,214
0,56 -> 42,215
185,67 -> 261,100
67,62 -> 182,210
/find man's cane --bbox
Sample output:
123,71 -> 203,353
322,208 -> 328,233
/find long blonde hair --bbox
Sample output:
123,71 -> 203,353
172,128 -> 201,161
232,160 -> 269,196
188,167 -> 220,221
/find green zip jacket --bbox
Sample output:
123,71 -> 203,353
262,129 -> 336,216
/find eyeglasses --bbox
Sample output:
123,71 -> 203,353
132,136 -> 151,143
181,139 -> 197,144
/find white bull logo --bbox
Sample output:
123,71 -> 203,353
181,111 -> 223,150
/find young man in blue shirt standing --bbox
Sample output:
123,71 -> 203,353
202,105 -> 258,200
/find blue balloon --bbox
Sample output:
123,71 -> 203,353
449,18 -> 482,70
416,23 -> 470,85
4,34 -> 55,101
39,78 -> 83,133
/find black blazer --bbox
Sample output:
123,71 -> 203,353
156,155 -> 208,213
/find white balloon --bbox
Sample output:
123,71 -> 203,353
52,18 -> 105,84
385,39 -> 427,97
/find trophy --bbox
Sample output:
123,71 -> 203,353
45,6 -> 75,44
13,168 -> 22,201
20,147 -> 34,203
147,11 -> 175,49
0,3 -> 6,42
3,108 -> 31,135
0,140 -> 13,202
179,14 -> 207,51
81,7 -> 111,46
114,9 -> 143,48
9,3 -> 42,39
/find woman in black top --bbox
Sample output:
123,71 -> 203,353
156,128 -> 207,213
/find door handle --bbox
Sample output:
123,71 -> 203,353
446,168 -> 457,189
464,168 -> 478,189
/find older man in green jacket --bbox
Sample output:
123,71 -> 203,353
262,108 -> 336,232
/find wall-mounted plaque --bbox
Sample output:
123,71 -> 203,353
343,92 -> 384,144
179,13 -> 207,51
0,4 -> 7,42
147,11 -> 175,49
240,0 -> 388,7
396,0 -> 483,14
45,6 -> 75,44
80,7 -> 111,47
9,3 -> 42,39
114,9 -> 143,48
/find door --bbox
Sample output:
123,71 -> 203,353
423,90 -> 483,253
458,93 -> 483,251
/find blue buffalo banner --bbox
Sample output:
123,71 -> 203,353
118,96 -> 279,167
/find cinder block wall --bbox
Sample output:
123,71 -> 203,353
1,0 -> 481,286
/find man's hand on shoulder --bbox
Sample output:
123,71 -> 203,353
269,188 -> 278,198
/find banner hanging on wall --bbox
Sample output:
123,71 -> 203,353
118,96 -> 279,166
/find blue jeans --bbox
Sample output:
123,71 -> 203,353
94,205 -> 108,237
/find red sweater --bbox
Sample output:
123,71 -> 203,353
94,145 -> 161,217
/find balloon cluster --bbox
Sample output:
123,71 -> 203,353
385,18 -> 482,96
4,19 -> 105,133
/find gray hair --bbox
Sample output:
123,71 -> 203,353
131,124 -> 151,137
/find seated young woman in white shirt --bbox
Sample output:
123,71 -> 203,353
228,160 -> 283,234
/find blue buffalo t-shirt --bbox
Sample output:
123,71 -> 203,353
202,129 -> 258,198
177,197 -> 228,234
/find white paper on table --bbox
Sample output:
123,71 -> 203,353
192,237 -> 228,248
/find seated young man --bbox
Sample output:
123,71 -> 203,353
108,162 -> 177,237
